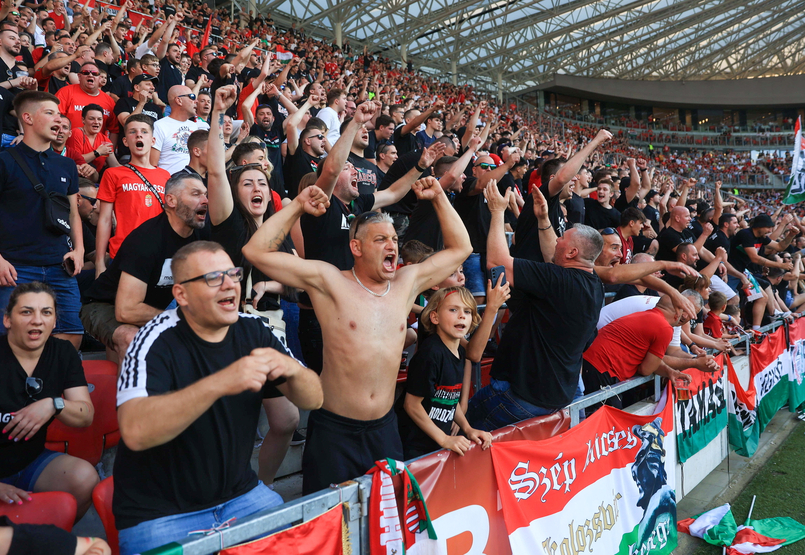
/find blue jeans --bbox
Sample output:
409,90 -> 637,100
463,253 -> 485,296
118,482 -> 282,555
281,299 -> 304,363
0,264 -> 83,334
466,378 -> 583,432
1,449 -> 63,491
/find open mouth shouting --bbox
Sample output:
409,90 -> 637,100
195,206 -> 208,222
250,194 -> 264,211
135,140 -> 144,150
27,328 -> 44,340
383,253 -> 396,272
217,295 -> 236,310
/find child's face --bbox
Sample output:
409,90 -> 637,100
431,295 -> 473,340
437,265 -> 465,289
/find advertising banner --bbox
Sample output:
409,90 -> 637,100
490,387 -> 676,555
674,355 -> 727,463
787,319 -> 805,410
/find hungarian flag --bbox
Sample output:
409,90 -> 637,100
675,355 -> 727,463
677,504 -> 737,546
275,45 -> 293,64
200,15 -> 212,51
491,386 -> 677,555
783,116 -> 805,204
787,319 -> 805,410
218,504 -> 344,554
728,518 -> 805,553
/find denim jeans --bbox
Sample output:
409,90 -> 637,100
466,378 -> 583,432
462,253 -> 486,296
0,264 -> 83,334
118,482 -> 282,555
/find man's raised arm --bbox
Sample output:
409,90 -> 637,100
548,129 -> 612,197
410,177 -> 473,293
242,186 -> 332,292
373,141 -> 445,209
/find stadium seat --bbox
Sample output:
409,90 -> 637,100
82,359 -> 118,376
92,478 -> 119,555
0,491 -> 77,532
46,373 -> 120,466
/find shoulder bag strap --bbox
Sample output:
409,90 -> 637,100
124,164 -> 167,211
8,147 -> 47,199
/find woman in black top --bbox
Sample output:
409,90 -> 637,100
0,283 -> 97,521
207,85 -> 300,487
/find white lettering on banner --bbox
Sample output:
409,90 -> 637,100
430,505 -> 491,555
583,426 -> 639,472
629,521 -> 670,555
754,358 -> 785,403
508,453 -> 577,503
728,385 -> 756,431
379,477 -> 403,548
677,376 -> 725,438
541,492 -> 622,555
791,342 -> 805,385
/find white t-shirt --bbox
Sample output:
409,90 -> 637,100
316,106 -> 341,146
598,295 -> 681,347
153,117 -> 209,175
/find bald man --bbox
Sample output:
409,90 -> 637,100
151,85 -> 210,174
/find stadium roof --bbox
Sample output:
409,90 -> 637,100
257,0 -> 805,93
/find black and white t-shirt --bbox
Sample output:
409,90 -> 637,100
348,153 -> 383,195
113,309 -> 289,529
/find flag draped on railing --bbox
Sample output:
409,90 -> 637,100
783,116 -> 805,204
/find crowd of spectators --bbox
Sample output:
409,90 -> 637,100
0,1 -> 801,553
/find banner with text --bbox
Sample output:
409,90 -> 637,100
491,387 -> 677,555
728,326 -> 791,457
674,355 -> 727,463
788,319 -> 805,410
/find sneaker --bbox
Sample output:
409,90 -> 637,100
290,430 -> 306,446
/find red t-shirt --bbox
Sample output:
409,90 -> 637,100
66,128 -> 112,172
55,85 -> 120,136
97,165 -> 170,258
703,312 -> 723,338
583,308 -> 673,382
616,227 -> 634,265
236,81 -> 257,121
48,12 -> 67,30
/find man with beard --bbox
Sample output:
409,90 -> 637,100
35,47 -> 91,94
249,102 -> 286,197
81,172 -> 209,362
56,61 -> 118,141
346,117 -> 382,194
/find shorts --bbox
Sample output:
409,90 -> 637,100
710,275 -> 737,301
462,253 -> 486,296
1,449 -> 63,491
302,407 -> 403,495
0,264 -> 83,335
80,302 -> 123,348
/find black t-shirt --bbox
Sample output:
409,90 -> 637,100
643,204 -> 660,234
731,228 -> 769,275
114,97 -> 163,157
186,65 -> 213,86
0,336 -> 86,477
656,227 -> 695,262
454,177 -> 492,253
565,192 -> 585,225
301,193 -> 375,270
113,309 -> 288,529
704,227 -> 731,256
211,209 -> 281,311
393,123 -> 419,157
398,334 -> 464,456
156,58 -> 184,104
511,183 -> 570,263
109,76 -> 134,100
691,219 -> 704,238
402,197 -> 442,251
614,175 -> 638,211
491,259 -> 604,409
283,147 -> 319,199
250,115 -> 286,197
583,198 -> 620,231
348,152 -> 382,195
377,150 -> 426,215
613,283 -> 659,302
0,516 -> 77,555
44,74 -> 68,95
84,212 -> 210,306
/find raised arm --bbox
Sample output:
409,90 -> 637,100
440,135 -> 480,190
712,180 -> 723,224
548,128 -> 612,197
401,98 -> 444,136
409,177 -> 473,293
284,94 -> 317,156
207,85 -> 237,225
373,141 -> 445,209
483,179 -> 516,286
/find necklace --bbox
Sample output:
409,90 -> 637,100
352,268 -> 391,297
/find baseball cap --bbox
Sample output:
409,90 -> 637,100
133,74 -> 158,86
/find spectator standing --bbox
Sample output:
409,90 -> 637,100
315,87 -> 344,146
55,62 -> 118,141
151,84 -> 208,175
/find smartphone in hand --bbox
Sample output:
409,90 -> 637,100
488,265 -> 506,287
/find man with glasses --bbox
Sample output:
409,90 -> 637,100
113,240 -> 322,555
34,48 -> 89,95
81,173 -> 209,361
55,61 -> 118,141
151,84 -> 208,175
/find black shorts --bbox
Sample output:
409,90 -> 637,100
302,407 -> 403,495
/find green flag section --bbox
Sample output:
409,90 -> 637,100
783,116 -> 805,205
491,387 -> 676,555
675,355 -> 727,463
677,504 -> 738,546
787,320 -> 805,411
736,517 -> 805,550
728,327 -> 791,457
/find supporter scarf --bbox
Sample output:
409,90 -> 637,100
366,458 -> 437,554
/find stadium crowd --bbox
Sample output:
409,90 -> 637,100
0,2 -> 802,553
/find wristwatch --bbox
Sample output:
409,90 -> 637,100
93,150 -> 100,158
52,397 -> 65,416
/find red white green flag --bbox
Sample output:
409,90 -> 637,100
491,386 -> 677,554
275,46 -> 294,64
675,355 -> 727,463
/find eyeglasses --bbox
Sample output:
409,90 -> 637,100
79,70 -> 100,76
311,134 -> 324,140
25,376 -> 43,400
229,162 -> 263,173
180,267 -> 243,286
80,194 -> 97,205
600,227 -> 617,236
11,11 -> 19,16
474,162 -> 496,170
177,93 -> 197,100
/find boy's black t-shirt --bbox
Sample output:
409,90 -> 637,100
0,336 -> 86,477
399,334 -> 465,456
583,198 -> 621,231
283,147 -> 319,199
731,227 -> 769,275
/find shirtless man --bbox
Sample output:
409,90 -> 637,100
243,175 -> 472,494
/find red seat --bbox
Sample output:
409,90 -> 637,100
92,477 -> 118,555
82,359 -> 118,376
45,373 -> 120,466
0,491 -> 76,531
